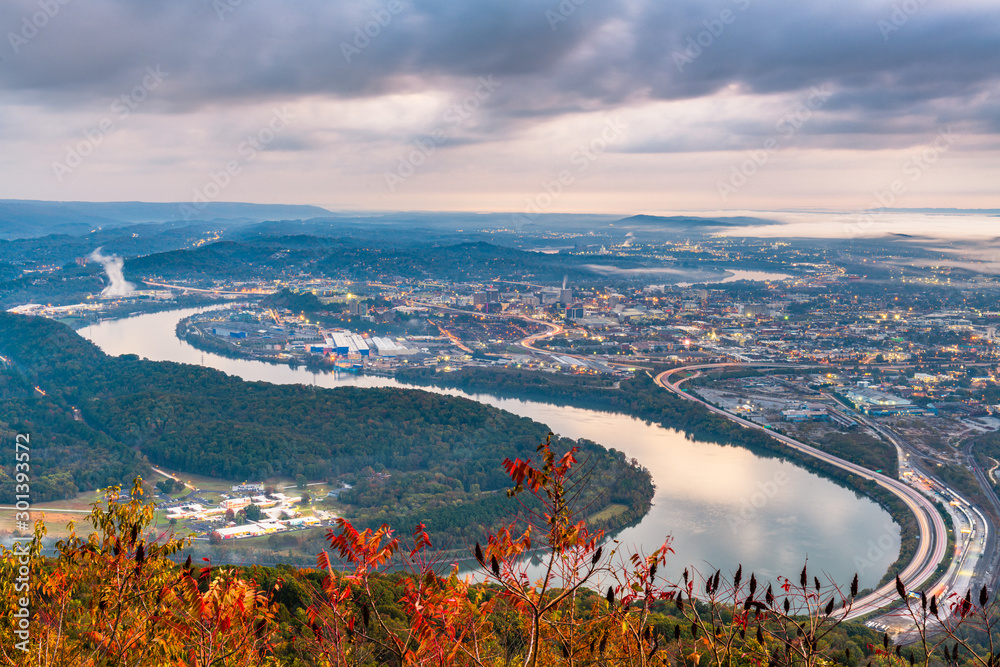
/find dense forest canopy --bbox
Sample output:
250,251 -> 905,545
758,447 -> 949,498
0,313 -> 652,542
0,438 -> 990,667
260,287 -> 327,313
124,237 -> 628,283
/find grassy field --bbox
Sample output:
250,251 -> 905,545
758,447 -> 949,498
586,503 -> 628,523
149,466 -> 336,497
0,486 -> 195,540
149,467 -> 239,493
0,488 -> 102,538
0,510 -> 87,539
0,465 -> 339,543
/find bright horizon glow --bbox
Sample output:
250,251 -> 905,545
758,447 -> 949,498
1,1 -> 998,217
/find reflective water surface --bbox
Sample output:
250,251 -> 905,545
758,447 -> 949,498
80,308 -> 899,587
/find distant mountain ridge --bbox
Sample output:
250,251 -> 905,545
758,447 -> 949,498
0,200 -> 333,240
0,200 -> 781,242
616,214 -> 770,227
5,201 -> 996,243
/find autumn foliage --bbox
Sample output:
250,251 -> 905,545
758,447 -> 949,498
1,435 -> 997,666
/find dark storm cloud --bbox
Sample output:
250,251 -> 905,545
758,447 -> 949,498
0,0 -> 599,102
2,0 -> 998,149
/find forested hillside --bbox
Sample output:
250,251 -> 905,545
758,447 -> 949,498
126,236 -> 636,283
0,368 -> 147,501
396,365 -> 921,584
0,444 -> 992,667
0,313 -> 652,543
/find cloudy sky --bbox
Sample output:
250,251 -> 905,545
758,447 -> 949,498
1,0 -> 998,216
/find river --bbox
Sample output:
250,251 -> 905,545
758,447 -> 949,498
80,308 -> 899,588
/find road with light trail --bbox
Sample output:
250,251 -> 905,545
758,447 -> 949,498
655,363 -> 949,620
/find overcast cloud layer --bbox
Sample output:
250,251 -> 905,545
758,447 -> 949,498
1,0 -> 998,215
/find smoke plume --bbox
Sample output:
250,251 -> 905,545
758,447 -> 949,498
89,248 -> 135,297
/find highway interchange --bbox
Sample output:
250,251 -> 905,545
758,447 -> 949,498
403,301 -> 999,630
654,364 -> 950,621
82,286 -> 1000,631
510,315 -> 999,629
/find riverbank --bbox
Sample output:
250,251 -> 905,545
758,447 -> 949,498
75,307 -> 903,589
393,365 -> 928,590
0,310 -> 653,549
162,324 -> 918,588
63,295 -> 227,330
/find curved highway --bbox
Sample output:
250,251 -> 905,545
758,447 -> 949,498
962,437 -> 1000,589
407,300 -> 642,369
506,319 -> 951,620
655,363 -> 949,620
518,317 -> 563,350
516,315 -> 644,369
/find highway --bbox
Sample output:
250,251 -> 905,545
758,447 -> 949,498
514,313 -> 655,370
823,393 -> 998,627
406,300 -> 580,364
859,409 -> 995,594
406,301 -> 644,369
518,317 -> 563,352
430,320 -> 475,354
963,437 -> 1000,589
141,280 -> 273,296
406,299 -> 510,320
654,363 -> 950,620
409,300 -> 643,369
151,466 -> 196,491
405,305 -> 982,623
